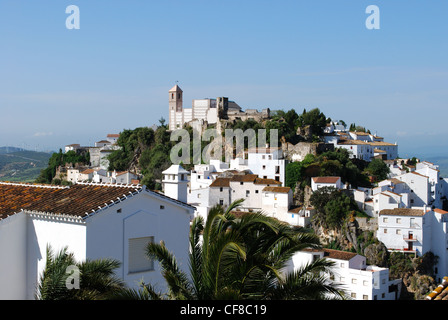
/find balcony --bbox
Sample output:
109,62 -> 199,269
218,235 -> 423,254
388,247 -> 417,255
403,235 -> 417,242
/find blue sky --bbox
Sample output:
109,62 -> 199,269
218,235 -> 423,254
0,0 -> 447,158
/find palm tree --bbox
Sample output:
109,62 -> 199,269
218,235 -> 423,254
122,199 -> 346,300
36,245 -> 125,300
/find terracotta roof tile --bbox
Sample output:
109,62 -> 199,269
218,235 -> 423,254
254,178 -> 282,185
210,178 -> 231,188
262,186 -> 291,193
323,248 -> 358,261
312,176 -> 340,184
230,174 -> 258,183
0,182 -> 141,219
379,208 -> 425,217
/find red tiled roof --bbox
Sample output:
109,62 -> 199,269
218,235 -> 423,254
379,208 -> 425,217
312,176 -> 340,184
210,178 -> 231,188
262,186 -> 291,194
254,178 -> 281,185
0,182 -> 142,219
323,248 -> 358,261
230,174 -> 258,183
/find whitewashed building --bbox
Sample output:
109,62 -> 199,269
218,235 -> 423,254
336,139 -> 374,161
246,147 -> 285,186
287,248 -> 401,300
311,176 -> 342,192
188,173 -> 295,224
0,181 -> 194,300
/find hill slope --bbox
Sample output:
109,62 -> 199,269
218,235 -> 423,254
0,150 -> 52,182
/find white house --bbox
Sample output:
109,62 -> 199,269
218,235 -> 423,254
188,173 -> 295,224
261,186 -> 293,222
336,139 -> 374,161
377,207 -> 430,256
395,171 -> 430,208
377,207 -> 448,282
286,206 -> 315,227
368,141 -> 398,160
247,147 -> 285,186
287,248 -> 401,300
106,133 -> 120,144
311,176 -> 342,192
0,181 -> 194,300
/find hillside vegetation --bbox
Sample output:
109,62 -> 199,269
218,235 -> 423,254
0,150 -> 52,183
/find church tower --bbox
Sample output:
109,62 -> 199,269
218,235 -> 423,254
169,85 -> 183,131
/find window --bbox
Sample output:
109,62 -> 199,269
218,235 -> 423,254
363,295 -> 368,300
396,218 -> 401,224
129,237 -> 154,274
255,190 -> 259,194
383,217 -> 388,223
352,278 -> 357,284
351,292 -> 356,299
262,165 -> 266,170
275,166 -> 280,174
246,190 -> 250,197
240,182 -> 244,185
219,199 -> 224,205
220,187 -> 223,192
384,229 -> 388,233
160,205 -> 164,210
396,229 -> 401,235
363,280 -> 368,286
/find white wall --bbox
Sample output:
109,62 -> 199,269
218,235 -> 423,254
26,213 -> 87,300
0,212 -> 27,299
85,192 -> 192,293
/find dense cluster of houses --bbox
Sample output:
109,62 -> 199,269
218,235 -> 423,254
1,116 -> 447,300
62,133 -> 142,185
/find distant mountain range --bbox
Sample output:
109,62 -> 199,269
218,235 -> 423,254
0,147 -> 52,183
0,146 -> 26,154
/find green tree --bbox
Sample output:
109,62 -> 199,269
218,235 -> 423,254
297,108 -> 328,138
36,246 -> 125,300
119,200 -> 345,300
365,158 -> 390,181
35,149 -> 90,184
310,187 -> 362,229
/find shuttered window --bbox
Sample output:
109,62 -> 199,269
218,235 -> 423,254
128,236 -> 154,274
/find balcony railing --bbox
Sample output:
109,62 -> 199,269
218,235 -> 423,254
403,235 -> 417,242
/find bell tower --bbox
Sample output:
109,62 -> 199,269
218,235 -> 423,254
169,84 -> 183,131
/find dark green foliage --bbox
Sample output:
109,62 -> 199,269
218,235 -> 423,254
310,186 -> 363,229
36,246 -> 125,300
365,158 -> 390,181
107,126 -> 172,190
297,108 -> 328,138
122,200 -> 346,300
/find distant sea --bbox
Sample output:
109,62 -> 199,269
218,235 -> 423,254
425,156 -> 448,178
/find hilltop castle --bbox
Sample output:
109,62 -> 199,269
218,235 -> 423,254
168,85 -> 270,131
